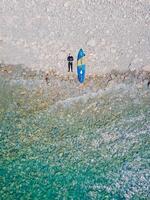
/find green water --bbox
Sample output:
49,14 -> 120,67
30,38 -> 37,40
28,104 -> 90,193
0,78 -> 150,200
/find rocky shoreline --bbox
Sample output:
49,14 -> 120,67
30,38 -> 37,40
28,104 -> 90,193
0,63 -> 149,116
0,63 -> 150,82
0,63 -> 150,87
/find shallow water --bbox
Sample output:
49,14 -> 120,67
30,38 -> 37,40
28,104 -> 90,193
0,77 -> 150,199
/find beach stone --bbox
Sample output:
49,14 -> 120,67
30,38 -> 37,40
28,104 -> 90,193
87,38 -> 96,47
101,39 -> 106,46
20,91 -> 26,95
143,65 -> 150,72
111,74 -> 116,79
64,1 -> 71,8
58,52 -> 66,60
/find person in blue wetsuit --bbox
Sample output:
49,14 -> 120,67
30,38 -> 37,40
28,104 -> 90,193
67,53 -> 74,72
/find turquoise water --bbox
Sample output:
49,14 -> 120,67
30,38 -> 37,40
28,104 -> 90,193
0,78 -> 150,200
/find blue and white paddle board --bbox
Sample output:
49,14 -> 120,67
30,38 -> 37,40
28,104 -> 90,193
77,49 -> 86,83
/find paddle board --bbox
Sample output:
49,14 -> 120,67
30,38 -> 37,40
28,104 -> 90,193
77,49 -> 86,83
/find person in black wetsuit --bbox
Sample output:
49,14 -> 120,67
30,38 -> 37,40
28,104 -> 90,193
67,53 -> 74,72
148,80 -> 150,88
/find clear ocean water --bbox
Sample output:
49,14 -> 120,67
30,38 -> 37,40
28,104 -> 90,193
0,77 -> 150,200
